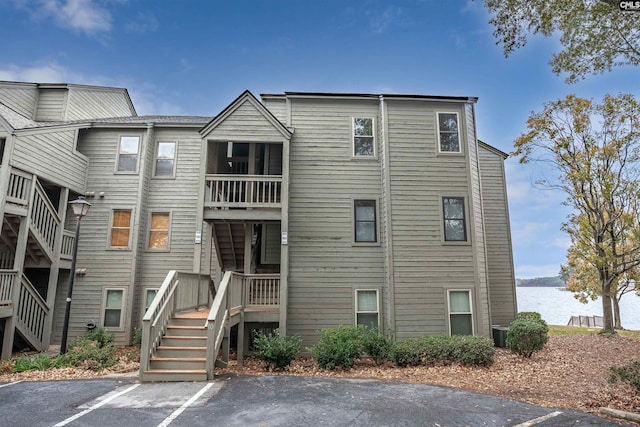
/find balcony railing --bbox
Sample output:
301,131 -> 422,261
60,230 -> 75,260
204,174 -> 282,209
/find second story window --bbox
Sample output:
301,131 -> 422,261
354,199 -> 377,243
442,197 -> 467,242
353,118 -> 375,157
117,136 -> 140,172
110,209 -> 132,249
148,212 -> 170,250
154,142 -> 176,177
437,113 -> 460,153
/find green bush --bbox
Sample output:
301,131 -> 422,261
506,318 -> 548,358
86,327 -> 114,348
253,329 -> 301,371
133,327 -> 142,347
447,336 -> 495,366
361,328 -> 393,365
517,312 -> 549,333
310,325 -> 364,370
12,354 -> 52,373
609,360 -> 640,394
390,338 -> 425,367
56,334 -> 117,371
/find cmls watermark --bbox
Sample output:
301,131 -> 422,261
619,1 -> 640,10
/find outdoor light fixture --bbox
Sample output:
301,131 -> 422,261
60,196 -> 91,354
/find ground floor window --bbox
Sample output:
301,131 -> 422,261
448,290 -> 473,335
355,289 -> 379,329
144,288 -> 158,312
103,288 -> 125,328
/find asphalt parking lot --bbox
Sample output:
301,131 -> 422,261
0,375 -> 632,426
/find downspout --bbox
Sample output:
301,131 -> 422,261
379,95 -> 395,333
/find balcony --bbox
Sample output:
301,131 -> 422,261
203,174 -> 282,220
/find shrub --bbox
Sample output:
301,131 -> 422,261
86,327 -> 114,348
311,325 -> 364,370
56,334 -> 117,371
517,312 -> 549,333
506,318 -> 548,358
448,336 -> 495,366
253,329 -> 301,371
133,327 -> 142,347
390,338 -> 425,367
609,360 -> 640,394
361,328 -> 393,365
12,354 -> 52,373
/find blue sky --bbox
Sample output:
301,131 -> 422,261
2,0 -> 639,278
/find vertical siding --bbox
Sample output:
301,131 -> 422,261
66,88 -> 134,120
479,144 -> 517,325
11,129 -> 88,192
0,84 -> 38,118
35,88 -> 67,121
287,98 -> 385,345
386,100 -> 476,339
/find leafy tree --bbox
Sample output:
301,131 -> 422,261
481,0 -> 640,82
513,93 -> 640,334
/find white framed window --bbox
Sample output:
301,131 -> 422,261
436,112 -> 461,153
353,199 -> 378,244
355,289 -> 380,329
447,290 -> 473,335
154,141 -> 177,178
442,197 -> 467,242
109,209 -> 133,249
353,117 -> 375,157
147,211 -> 171,251
144,288 -> 158,312
116,136 -> 140,172
102,288 -> 126,329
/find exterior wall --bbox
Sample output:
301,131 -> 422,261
204,99 -> 285,142
478,144 -> 517,326
262,97 -> 287,123
35,88 -> 67,121
11,128 -> 88,193
66,87 -> 135,121
286,98 -> 385,345
0,83 -> 38,118
385,99 -> 479,339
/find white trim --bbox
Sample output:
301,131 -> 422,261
355,288 -> 381,329
436,111 -> 462,154
114,135 -> 141,174
446,289 -> 474,335
352,198 -> 381,246
146,210 -> 172,251
351,117 -> 377,159
153,140 -> 177,178
101,287 -> 127,330
107,207 -> 134,250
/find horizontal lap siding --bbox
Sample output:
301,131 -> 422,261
35,89 -> 66,121
0,85 -> 38,118
263,98 -> 287,123
66,88 -> 133,120
386,100 -> 475,339
12,130 -> 88,192
287,98 -> 385,346
479,145 -> 517,326
206,100 -> 284,141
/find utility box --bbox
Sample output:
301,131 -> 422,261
492,326 -> 509,347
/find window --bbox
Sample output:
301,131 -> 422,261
148,212 -> 170,250
154,141 -> 176,177
353,118 -> 375,157
144,289 -> 158,312
103,289 -> 125,328
356,289 -> 379,328
442,197 -> 466,242
437,112 -> 460,153
354,200 -> 377,243
448,290 -> 473,335
0,138 -> 5,165
117,136 -> 140,172
110,209 -> 132,248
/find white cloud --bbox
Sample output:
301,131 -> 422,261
511,221 -> 551,243
551,236 -> 571,250
515,263 -> 562,279
125,11 -> 158,34
0,62 -> 85,83
20,0 -> 112,34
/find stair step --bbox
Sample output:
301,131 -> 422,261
142,369 -> 208,382
160,336 -> 207,347
166,325 -> 207,337
150,357 -> 206,370
155,346 -> 206,358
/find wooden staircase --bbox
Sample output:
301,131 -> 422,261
142,309 -> 209,382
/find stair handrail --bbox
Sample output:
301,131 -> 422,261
0,269 -> 17,309
30,178 -> 61,258
5,169 -> 32,207
205,270 -> 233,379
15,274 -> 49,350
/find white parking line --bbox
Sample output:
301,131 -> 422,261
514,410 -> 563,427
157,383 -> 214,427
0,381 -> 22,389
53,383 -> 141,426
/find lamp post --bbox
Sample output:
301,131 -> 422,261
60,196 -> 91,354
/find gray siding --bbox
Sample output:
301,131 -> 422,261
386,100 -> 477,339
0,83 -> 38,118
66,87 -> 134,120
479,144 -> 517,326
11,129 -> 88,192
35,88 -> 67,121
204,99 -> 285,142
287,98 -> 385,345
262,97 -> 287,123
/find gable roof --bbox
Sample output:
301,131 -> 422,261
200,90 -> 292,139
478,140 -> 509,159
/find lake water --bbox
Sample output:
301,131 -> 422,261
516,287 -> 640,330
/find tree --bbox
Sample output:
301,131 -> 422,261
482,0 -> 640,83
513,93 -> 640,333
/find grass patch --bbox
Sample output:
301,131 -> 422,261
548,325 -> 640,338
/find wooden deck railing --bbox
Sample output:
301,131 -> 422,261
204,174 -> 282,209
140,271 -> 213,379
60,230 -> 75,260
243,274 -> 280,307
0,270 -> 17,311
30,179 -> 60,260
15,274 -> 49,350
5,169 -> 31,209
